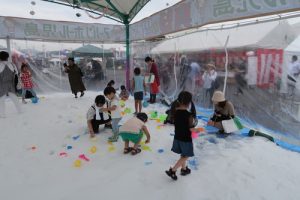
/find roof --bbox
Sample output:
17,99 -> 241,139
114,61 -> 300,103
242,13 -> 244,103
72,44 -> 113,57
151,20 -> 296,54
42,0 -> 151,23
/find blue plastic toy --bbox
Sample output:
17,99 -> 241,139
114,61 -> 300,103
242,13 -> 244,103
31,97 -> 38,104
142,101 -> 149,108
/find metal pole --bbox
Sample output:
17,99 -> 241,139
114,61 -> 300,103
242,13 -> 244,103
125,21 -> 130,90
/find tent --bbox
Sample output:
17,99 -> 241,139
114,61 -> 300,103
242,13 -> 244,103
71,44 -> 113,57
151,20 -> 296,53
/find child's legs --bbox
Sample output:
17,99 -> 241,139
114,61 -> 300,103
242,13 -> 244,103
112,118 -> 121,136
8,92 -> 22,113
138,100 -> 142,112
172,156 -> 189,171
124,140 -> 129,148
21,89 -> 28,99
28,89 -> 37,97
0,95 -> 5,117
91,119 -> 100,133
134,100 -> 138,112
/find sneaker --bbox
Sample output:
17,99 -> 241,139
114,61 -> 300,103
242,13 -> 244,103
75,95 -> 78,98
80,92 -> 84,97
165,168 -> 177,180
108,135 -> 119,142
180,167 -> 191,176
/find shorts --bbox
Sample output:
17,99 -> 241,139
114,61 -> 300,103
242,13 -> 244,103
171,139 -> 194,157
120,131 -> 143,144
134,91 -> 143,100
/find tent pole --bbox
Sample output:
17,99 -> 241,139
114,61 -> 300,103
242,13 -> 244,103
223,36 -> 230,95
125,20 -> 130,90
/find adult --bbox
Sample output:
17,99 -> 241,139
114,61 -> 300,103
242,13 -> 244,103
145,56 -> 160,103
0,51 -> 22,118
188,62 -> 201,94
202,63 -> 217,106
207,91 -> 235,133
92,60 -> 104,80
64,57 -> 86,98
287,55 -> 300,96
234,59 -> 247,96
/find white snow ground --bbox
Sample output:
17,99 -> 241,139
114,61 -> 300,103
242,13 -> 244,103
1,91 -> 300,200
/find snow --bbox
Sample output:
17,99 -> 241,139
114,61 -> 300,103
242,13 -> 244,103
1,91 -> 300,200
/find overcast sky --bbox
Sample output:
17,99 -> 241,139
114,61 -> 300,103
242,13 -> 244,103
0,0 -> 182,24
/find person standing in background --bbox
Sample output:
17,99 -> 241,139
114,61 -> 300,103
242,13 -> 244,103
0,51 -> 22,118
64,57 -> 86,98
145,56 -> 160,104
202,63 -> 217,106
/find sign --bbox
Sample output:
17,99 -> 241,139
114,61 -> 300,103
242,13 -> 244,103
130,0 -> 300,41
1,0 -> 300,42
0,16 -> 125,42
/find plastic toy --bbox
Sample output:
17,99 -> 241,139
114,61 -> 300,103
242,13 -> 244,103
89,146 -> 97,154
73,159 -> 82,167
124,107 -> 132,114
31,97 -> 38,104
67,145 -> 72,150
150,111 -> 158,119
72,135 -> 80,140
119,100 -> 125,108
191,132 -> 198,139
157,149 -> 164,153
79,154 -> 90,161
142,101 -> 149,108
59,152 -> 67,157
159,114 -> 167,122
108,146 -> 116,152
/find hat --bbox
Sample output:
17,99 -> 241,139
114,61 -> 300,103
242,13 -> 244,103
207,63 -> 216,69
212,91 -> 225,102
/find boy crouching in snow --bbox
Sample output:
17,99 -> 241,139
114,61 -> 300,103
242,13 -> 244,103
87,95 -> 111,138
119,113 -> 150,155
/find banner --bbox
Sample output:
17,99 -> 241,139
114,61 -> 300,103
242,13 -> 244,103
0,16 -> 125,42
257,49 -> 283,88
1,0 -> 300,42
130,0 -> 300,41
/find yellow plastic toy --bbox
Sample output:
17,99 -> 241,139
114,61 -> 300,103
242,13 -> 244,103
73,159 -> 82,168
89,146 -> 97,154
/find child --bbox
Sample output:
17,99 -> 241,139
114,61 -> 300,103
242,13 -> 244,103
104,86 -> 122,142
107,80 -> 115,88
119,85 -> 129,101
86,95 -> 111,138
164,92 -> 197,125
119,113 -> 151,155
165,91 -> 198,180
20,63 -> 37,104
132,67 -> 146,114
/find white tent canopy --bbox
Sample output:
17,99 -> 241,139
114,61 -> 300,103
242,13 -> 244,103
151,20 -> 296,54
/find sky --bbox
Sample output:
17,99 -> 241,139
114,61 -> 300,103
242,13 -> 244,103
0,0 -> 182,24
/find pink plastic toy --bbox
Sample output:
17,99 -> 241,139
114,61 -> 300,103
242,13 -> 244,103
191,132 -> 198,139
59,152 -> 68,157
79,154 -> 90,162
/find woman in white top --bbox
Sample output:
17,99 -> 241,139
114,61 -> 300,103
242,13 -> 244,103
202,63 -> 217,106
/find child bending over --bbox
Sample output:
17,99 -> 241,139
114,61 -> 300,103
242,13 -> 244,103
119,113 -> 150,155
